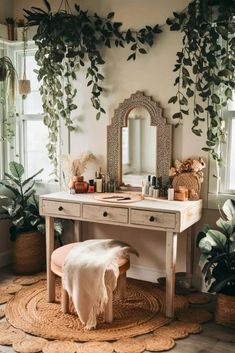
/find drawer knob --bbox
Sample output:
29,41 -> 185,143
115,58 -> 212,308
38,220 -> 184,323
103,211 -> 108,217
58,206 -> 63,211
149,215 -> 155,222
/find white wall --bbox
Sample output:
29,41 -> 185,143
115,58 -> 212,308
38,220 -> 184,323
0,0 -> 13,23
0,0 -> 218,286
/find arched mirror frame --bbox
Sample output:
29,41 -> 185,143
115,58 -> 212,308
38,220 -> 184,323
107,91 -> 172,188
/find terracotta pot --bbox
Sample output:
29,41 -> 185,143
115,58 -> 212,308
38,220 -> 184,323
215,292 -> 235,328
12,231 -> 46,275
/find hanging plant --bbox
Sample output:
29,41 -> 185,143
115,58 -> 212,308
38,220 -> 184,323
167,0 -> 235,164
18,26 -> 31,99
0,56 -> 17,148
24,0 -> 162,176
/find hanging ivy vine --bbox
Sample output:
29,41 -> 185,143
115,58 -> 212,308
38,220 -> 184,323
167,0 -> 235,164
24,0 -> 162,176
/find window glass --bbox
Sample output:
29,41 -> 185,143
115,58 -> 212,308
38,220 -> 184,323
21,54 -> 43,114
227,118 -> 235,191
24,120 -> 52,180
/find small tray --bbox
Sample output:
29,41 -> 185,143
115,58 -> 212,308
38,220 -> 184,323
94,192 -> 143,203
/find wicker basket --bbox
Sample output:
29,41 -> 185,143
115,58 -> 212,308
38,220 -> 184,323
173,172 -> 201,195
215,293 -> 235,328
12,231 -> 46,275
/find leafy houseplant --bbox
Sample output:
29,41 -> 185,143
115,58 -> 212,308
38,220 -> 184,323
0,161 -> 49,274
197,199 -> 235,326
197,199 -> 235,295
24,0 -> 162,176
0,161 -> 44,240
0,56 -> 17,148
167,0 -> 235,164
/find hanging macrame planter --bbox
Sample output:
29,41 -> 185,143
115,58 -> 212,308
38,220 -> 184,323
19,27 -> 31,98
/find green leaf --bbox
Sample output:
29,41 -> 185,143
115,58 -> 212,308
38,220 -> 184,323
9,162 -> 24,179
22,169 -> 43,187
225,87 -> 233,99
168,96 -> 177,104
139,48 -> 147,54
222,199 -> 235,220
198,238 -> 212,253
43,0 -> 51,12
216,218 -> 233,235
4,172 -> 21,187
107,12 -> 115,19
0,182 -> 20,197
186,87 -> 194,97
209,274 -> 235,293
206,229 -> 227,250
172,112 -> 182,120
211,94 -> 220,104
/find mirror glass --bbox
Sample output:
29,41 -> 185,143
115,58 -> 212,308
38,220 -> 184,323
122,107 -> 156,187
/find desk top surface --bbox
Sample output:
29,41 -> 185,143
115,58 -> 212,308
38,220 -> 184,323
40,191 -> 203,214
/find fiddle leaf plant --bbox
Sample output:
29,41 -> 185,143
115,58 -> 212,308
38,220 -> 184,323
197,199 -> 235,296
24,0 -> 162,176
167,0 -> 235,165
0,161 -> 44,240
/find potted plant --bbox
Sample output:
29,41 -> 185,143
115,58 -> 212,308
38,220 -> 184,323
0,56 -> 16,83
197,199 -> 235,327
0,161 -> 45,274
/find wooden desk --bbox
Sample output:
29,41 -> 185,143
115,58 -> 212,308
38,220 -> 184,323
39,192 -> 202,318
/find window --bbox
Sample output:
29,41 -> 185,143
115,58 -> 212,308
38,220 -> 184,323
226,115 -> 235,191
208,98 -> 235,207
17,51 -> 53,181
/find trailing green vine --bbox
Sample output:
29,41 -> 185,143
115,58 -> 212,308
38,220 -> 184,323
24,0 -> 162,176
167,0 -> 235,164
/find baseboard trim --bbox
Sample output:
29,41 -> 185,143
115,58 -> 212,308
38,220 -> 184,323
0,250 -> 12,268
127,263 -> 165,283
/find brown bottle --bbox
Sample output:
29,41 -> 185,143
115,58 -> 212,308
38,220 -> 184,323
74,176 -> 89,193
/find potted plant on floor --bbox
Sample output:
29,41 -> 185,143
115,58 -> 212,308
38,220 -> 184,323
197,199 -> 235,328
0,161 -> 45,274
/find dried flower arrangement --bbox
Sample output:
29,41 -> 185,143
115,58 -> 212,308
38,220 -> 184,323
62,152 -> 96,178
169,157 -> 206,183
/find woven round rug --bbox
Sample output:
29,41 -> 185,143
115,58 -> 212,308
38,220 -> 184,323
5,278 -> 183,341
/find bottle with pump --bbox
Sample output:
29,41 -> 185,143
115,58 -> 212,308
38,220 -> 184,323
95,168 -> 102,193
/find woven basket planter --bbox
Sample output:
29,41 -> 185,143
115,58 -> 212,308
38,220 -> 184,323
12,231 -> 46,275
215,293 -> 235,328
173,172 -> 201,195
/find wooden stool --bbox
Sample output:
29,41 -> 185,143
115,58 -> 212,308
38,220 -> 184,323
51,242 -> 130,323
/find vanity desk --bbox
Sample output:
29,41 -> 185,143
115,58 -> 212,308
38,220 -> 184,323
40,192 -> 202,318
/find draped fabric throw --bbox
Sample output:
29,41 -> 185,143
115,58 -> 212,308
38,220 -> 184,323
62,239 -> 139,329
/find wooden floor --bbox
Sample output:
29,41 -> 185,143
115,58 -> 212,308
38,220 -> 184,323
0,267 -> 235,353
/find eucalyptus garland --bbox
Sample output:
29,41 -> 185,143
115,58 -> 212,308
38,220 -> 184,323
24,0 -> 161,176
167,0 -> 235,164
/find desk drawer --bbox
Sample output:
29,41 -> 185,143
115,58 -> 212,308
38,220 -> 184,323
130,209 -> 176,229
41,200 -> 81,218
83,204 -> 128,224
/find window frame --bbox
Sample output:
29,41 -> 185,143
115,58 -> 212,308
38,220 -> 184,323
208,111 -> 235,208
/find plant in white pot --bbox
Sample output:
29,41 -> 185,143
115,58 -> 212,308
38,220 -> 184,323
197,199 -> 235,327
0,161 -> 45,274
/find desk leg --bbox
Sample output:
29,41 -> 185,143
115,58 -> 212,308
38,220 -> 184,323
166,231 -> 178,318
186,224 -> 195,285
46,216 -> 55,302
74,220 -> 82,242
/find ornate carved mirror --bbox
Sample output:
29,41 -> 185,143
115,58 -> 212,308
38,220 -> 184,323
107,91 -> 172,188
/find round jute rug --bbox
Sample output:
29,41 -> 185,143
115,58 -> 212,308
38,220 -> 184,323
5,278 -> 188,342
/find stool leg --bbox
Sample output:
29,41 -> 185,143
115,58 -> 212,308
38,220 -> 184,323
104,285 -> 113,323
61,286 -> 69,314
117,273 -> 127,300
